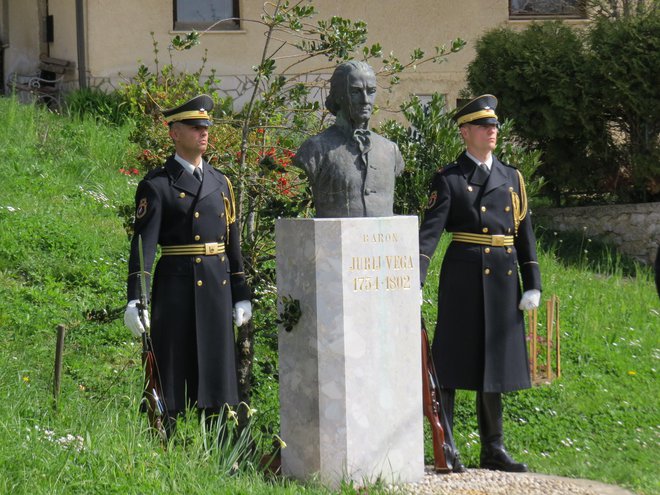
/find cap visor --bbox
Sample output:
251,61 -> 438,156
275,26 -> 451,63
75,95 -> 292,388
177,119 -> 213,127
466,117 -> 499,125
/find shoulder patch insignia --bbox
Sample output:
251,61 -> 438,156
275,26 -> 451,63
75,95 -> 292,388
136,198 -> 148,219
427,190 -> 438,209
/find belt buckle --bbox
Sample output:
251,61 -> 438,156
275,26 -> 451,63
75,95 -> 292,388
205,242 -> 220,255
491,235 -> 505,247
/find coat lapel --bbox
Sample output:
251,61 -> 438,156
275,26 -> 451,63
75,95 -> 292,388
165,157 -> 201,196
198,161 -> 222,200
482,156 -> 508,196
458,152 -> 489,187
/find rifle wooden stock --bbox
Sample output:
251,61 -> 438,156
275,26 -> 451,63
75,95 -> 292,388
137,235 -> 168,442
141,332 -> 168,442
421,320 -> 452,473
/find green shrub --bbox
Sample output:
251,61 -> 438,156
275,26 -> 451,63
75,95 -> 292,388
467,11 -> 660,205
587,11 -> 660,202
467,22 -> 609,205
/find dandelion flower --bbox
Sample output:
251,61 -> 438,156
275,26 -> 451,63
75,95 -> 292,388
628,370 -> 637,376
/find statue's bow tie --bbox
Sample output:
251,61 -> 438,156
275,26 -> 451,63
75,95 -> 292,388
353,129 -> 372,153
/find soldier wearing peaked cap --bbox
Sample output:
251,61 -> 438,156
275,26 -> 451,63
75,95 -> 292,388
418,95 -> 542,473
123,95 -> 252,431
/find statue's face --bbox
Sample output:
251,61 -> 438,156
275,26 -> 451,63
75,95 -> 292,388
344,69 -> 377,127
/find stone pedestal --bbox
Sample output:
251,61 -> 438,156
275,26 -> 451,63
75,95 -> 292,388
276,216 -> 424,487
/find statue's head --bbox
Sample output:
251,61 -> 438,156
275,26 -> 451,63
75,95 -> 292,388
325,61 -> 376,129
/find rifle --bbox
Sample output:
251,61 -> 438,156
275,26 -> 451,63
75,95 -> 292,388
137,235 -> 168,442
421,317 -> 453,473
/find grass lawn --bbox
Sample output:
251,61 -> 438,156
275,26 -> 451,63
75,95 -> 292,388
0,97 -> 658,494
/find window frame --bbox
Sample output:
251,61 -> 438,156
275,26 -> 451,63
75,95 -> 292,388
173,0 -> 240,31
509,0 -> 587,19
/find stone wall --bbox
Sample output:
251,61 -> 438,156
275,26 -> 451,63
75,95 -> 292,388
535,202 -> 660,265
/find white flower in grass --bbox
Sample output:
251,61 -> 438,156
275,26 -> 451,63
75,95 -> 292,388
274,434 -> 287,449
227,408 -> 239,425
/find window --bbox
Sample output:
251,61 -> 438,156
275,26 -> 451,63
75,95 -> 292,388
174,0 -> 240,31
510,0 -> 586,18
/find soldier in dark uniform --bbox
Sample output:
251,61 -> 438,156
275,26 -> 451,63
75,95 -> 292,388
123,95 -> 252,427
419,95 -> 541,472
293,61 -> 404,217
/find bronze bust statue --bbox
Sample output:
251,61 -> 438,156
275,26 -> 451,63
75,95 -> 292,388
293,61 -> 404,218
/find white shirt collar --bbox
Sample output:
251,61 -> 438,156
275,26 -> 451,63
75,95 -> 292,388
174,153 -> 203,176
465,151 -> 493,170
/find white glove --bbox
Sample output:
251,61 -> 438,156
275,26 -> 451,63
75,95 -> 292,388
124,299 -> 149,337
233,300 -> 252,327
518,289 -> 541,311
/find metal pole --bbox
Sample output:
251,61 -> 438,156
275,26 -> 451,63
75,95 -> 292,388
75,0 -> 87,89
53,324 -> 66,407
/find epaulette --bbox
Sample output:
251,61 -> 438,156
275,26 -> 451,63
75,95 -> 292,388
499,159 -> 517,170
438,161 -> 459,174
143,166 -> 167,180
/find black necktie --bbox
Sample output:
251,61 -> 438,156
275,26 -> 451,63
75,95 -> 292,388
479,162 -> 490,175
193,167 -> 202,182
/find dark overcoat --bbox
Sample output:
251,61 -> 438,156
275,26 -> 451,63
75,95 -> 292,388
127,157 -> 250,411
419,152 -> 541,393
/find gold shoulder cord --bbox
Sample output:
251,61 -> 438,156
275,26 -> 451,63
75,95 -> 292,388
223,176 -> 237,244
511,170 -> 528,235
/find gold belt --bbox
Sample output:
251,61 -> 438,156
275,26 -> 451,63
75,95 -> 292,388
161,242 -> 225,256
452,232 -> 514,247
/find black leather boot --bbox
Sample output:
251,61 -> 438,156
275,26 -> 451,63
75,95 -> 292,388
439,388 -> 466,473
477,392 -> 528,472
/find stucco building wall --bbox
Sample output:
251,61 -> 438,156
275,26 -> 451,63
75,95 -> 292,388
2,0 -> 586,118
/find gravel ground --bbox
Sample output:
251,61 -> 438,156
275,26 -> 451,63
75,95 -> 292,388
391,467 -> 639,495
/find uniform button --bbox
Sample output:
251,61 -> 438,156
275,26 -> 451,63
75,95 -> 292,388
364,190 -> 371,195
179,192 -> 186,198
220,212 -> 225,218
222,280 -> 227,286
509,187 -> 514,192
194,235 -> 201,241
220,236 -> 225,241
507,228 -> 512,234
197,280 -> 203,287
482,227 -> 489,233
484,268 -> 491,275
505,206 -> 511,212
507,270 -> 513,276
221,256 -> 225,262
484,247 -> 491,254
481,206 -> 487,212
195,257 -> 202,263
194,212 -> 200,218
467,186 -> 473,192
507,247 -> 512,254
